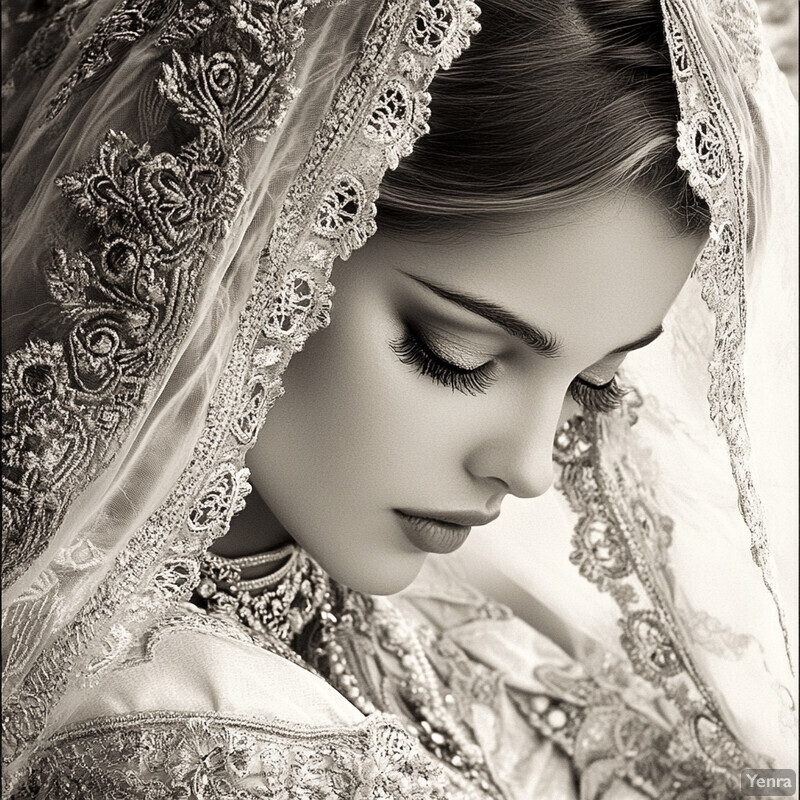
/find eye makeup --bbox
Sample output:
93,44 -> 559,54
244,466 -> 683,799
390,324 -> 498,396
390,320 -> 627,411
569,375 -> 627,413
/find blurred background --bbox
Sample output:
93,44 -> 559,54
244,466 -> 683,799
758,0 -> 798,96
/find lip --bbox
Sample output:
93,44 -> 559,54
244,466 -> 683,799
394,508 -> 500,555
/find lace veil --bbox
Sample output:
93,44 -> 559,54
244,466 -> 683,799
1,0 -> 796,793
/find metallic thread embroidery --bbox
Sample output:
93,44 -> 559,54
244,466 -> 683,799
662,0 -> 794,674
16,712 -> 455,799
1,0 -> 315,592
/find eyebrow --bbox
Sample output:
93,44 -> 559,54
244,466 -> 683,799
402,271 -> 663,358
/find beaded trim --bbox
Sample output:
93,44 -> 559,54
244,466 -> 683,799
196,547 -> 329,643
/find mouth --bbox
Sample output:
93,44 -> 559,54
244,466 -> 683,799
394,508 -> 500,555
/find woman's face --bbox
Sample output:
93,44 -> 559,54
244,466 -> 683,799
247,194 -> 704,594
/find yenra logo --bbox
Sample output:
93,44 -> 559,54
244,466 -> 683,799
741,769 -> 796,797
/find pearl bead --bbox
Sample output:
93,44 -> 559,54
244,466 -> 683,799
547,708 -> 568,730
531,695 -> 550,715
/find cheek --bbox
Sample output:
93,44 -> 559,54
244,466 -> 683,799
252,293 -> 419,513
248,294 -> 453,593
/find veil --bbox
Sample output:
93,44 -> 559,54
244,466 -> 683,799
454,0 -> 799,781
2,0 -> 796,795
1,0 -> 480,786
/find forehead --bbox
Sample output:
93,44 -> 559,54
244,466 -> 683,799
374,194 -> 703,363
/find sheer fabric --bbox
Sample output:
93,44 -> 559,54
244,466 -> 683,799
2,0 -> 797,797
2,0 -> 480,786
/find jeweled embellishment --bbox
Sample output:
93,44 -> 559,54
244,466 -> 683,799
621,610 -> 683,683
691,713 -> 747,771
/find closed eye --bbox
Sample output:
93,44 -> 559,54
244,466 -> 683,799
390,329 -> 498,396
569,375 -> 627,413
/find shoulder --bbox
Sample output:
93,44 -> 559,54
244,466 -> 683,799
65,601 -> 363,729
15,603 -> 463,799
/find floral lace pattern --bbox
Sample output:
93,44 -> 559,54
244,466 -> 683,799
510,661 -> 748,800
2,0 -> 482,789
1,0 -> 94,101
662,0 -> 793,672
1,0 -> 316,592
306,589 -> 505,797
552,404 -> 760,797
13,712 -> 459,799
4,0 -> 783,795
191,548 -> 505,797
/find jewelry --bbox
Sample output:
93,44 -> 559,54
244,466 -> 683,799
195,546 -> 502,798
196,546 -> 329,644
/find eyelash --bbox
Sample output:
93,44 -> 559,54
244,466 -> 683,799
569,375 -> 627,413
391,328 -> 627,412
390,330 -> 497,396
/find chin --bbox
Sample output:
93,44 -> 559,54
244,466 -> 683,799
306,544 -> 428,596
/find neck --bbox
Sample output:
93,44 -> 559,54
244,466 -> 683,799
209,488 -> 292,558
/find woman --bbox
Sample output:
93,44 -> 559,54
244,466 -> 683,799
2,0 -> 796,798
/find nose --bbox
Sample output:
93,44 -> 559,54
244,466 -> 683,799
464,391 -> 564,500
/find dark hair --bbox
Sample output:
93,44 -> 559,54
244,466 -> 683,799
376,0 -> 709,237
